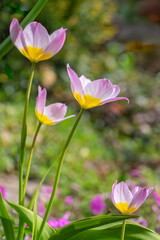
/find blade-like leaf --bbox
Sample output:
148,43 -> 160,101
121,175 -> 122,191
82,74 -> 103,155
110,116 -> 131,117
0,0 -> 48,59
49,215 -> 137,240
32,190 -> 39,240
65,221 -> 160,240
7,201 -> 55,240
0,193 -> 15,240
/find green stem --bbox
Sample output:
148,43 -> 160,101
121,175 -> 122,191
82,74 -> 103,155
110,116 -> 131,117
17,62 -> 36,240
121,220 -> 126,240
19,62 -> 36,205
22,122 -> 42,204
38,108 -> 85,239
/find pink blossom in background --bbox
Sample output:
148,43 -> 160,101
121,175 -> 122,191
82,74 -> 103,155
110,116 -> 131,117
37,200 -> 46,217
0,185 -> 7,199
58,211 -> 71,227
153,191 -> 160,207
152,205 -> 159,213
42,186 -> 53,200
58,217 -> 70,228
90,194 -> 106,215
130,169 -> 140,177
141,219 -> 147,227
63,211 -> 71,219
136,218 -> 147,227
158,216 -> 160,223
65,196 -> 74,205
48,218 -> 59,228
48,212 -> 71,229
25,225 -> 32,239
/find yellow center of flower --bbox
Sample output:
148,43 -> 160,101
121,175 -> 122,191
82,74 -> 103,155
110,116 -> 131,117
116,202 -> 137,215
35,110 -> 54,125
74,93 -> 101,109
21,46 -> 52,63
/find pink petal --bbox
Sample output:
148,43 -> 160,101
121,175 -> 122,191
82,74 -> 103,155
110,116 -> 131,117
23,22 -> 50,49
108,85 -> 120,99
43,103 -> 75,124
113,181 -> 132,204
79,75 -> 91,89
43,103 -> 68,121
147,187 -> 153,196
111,180 -> 117,205
35,86 -> 47,114
38,85 -> 42,96
129,188 -> 148,209
132,186 -> 141,195
10,18 -> 27,52
43,28 -> 67,56
101,97 -> 129,105
84,79 -> 113,99
67,64 -> 84,95
53,115 -> 75,125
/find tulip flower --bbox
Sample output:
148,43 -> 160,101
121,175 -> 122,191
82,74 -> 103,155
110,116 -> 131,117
111,180 -> 153,215
35,86 -> 75,125
10,18 -> 66,62
67,64 -> 129,109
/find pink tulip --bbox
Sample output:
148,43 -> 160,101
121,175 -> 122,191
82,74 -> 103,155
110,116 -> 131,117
67,64 -> 129,109
10,18 -> 66,62
111,180 -> 153,215
35,86 -> 75,125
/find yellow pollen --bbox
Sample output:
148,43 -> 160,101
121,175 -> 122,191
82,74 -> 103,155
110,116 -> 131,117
116,202 -> 137,215
73,93 -> 101,109
35,110 -> 54,125
21,46 -> 52,62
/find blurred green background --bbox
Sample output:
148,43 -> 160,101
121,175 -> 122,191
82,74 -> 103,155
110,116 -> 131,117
0,0 -> 160,231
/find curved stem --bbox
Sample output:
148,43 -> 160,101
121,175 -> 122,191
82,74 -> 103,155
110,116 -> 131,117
38,108 -> 85,239
22,121 -> 42,204
121,220 -> 126,240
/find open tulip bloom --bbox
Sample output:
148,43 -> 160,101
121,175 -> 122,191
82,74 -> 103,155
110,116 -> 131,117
35,86 -> 75,125
67,64 -> 129,109
10,18 -> 67,62
111,180 -> 153,215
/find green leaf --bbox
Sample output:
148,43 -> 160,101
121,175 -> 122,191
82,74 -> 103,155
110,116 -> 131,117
7,201 -> 55,240
64,221 -> 160,240
49,215 -> 137,240
0,0 -> 48,59
32,190 -> 39,240
0,193 -> 15,240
